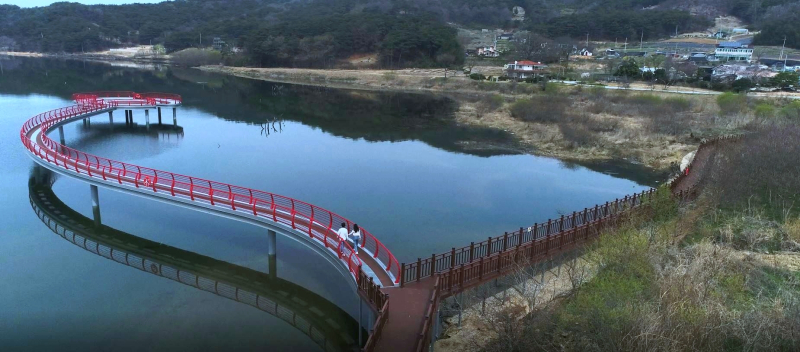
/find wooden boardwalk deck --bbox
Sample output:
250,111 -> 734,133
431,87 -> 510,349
374,278 -> 437,352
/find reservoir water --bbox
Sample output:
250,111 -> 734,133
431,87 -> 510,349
0,57 -> 654,351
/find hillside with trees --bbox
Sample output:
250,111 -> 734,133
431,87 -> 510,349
1,0 -> 799,66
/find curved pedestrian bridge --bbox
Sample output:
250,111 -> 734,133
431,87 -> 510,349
19,92 -> 398,307
28,171 -> 362,351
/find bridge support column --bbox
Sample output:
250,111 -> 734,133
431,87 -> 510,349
58,126 -> 65,145
172,108 -> 177,126
145,110 -> 150,131
108,111 -> 113,124
359,297 -> 364,347
91,184 -> 101,227
268,229 -> 277,279
157,107 -> 162,124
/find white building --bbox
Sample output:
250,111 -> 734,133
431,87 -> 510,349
477,46 -> 499,57
715,42 -> 753,63
504,60 -> 547,79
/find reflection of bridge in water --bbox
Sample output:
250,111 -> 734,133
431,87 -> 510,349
29,169 -> 361,352
77,121 -> 185,140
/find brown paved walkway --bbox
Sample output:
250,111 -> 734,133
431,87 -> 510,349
358,250 -> 394,287
673,138 -> 739,195
374,278 -> 437,352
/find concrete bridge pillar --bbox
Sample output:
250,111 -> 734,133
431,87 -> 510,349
359,298 -> 364,346
108,111 -> 113,124
145,110 -> 150,131
58,126 -> 65,146
172,107 -> 177,126
91,184 -> 101,227
157,107 -> 162,125
268,229 -> 277,279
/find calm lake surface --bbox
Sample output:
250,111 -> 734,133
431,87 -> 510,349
0,57 -> 655,350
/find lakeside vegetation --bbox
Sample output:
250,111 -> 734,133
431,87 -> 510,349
440,124 -> 800,352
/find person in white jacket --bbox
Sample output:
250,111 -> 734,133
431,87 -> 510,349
337,223 -> 349,254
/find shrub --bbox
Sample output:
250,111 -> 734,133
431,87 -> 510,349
780,101 -> 800,119
628,94 -> 662,106
731,78 -> 754,92
588,86 -> 606,98
663,97 -> 692,112
559,123 -> 596,147
717,92 -> 748,115
382,71 -> 398,81
476,94 -> 505,117
170,48 -> 222,67
509,96 -> 570,123
707,125 -> 800,217
469,73 -> 486,80
754,103 -> 776,119
542,81 -> 560,94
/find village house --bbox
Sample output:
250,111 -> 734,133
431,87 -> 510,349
712,64 -> 777,82
714,42 -> 753,63
477,46 -> 499,57
688,52 -> 714,63
504,60 -> 547,79
578,48 -> 593,56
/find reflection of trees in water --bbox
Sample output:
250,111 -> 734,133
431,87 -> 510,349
260,115 -> 285,138
2,57 -> 659,183
0,57 -> 515,156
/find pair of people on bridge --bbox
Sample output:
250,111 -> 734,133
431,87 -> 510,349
337,223 -> 361,255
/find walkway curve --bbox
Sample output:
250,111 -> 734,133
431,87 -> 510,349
19,91 -> 399,298
29,171 -> 361,352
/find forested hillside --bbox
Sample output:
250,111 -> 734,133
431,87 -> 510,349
0,0 -> 798,67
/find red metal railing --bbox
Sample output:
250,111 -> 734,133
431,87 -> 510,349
20,92 -> 400,289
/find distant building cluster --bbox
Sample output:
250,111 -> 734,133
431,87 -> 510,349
466,32 -> 518,58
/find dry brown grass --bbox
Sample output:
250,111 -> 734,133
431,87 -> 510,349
459,195 -> 800,352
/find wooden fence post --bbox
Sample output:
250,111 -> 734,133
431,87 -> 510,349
400,263 -> 406,287
416,258 -> 422,282
431,253 -> 436,274
451,248 -> 456,269
503,232 -> 508,251
469,242 -> 474,262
